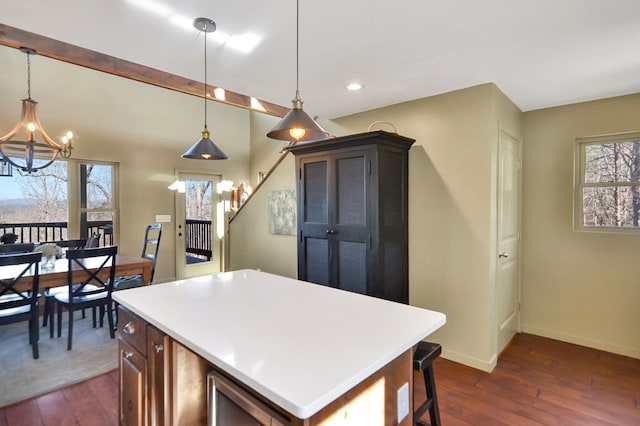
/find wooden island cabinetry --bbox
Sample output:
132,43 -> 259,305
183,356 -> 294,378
114,270 -> 446,425
118,306 -> 208,426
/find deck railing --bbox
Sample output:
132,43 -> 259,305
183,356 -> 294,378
1,220 -> 213,260
185,219 -> 213,261
0,221 -> 113,246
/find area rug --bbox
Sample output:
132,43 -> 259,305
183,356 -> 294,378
0,312 -> 118,407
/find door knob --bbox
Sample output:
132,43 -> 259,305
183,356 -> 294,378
326,229 -> 336,235
498,252 -> 509,258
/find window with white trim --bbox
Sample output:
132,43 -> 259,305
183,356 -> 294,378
575,132 -> 640,232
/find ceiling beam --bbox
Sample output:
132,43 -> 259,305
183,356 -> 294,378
0,23 -> 288,118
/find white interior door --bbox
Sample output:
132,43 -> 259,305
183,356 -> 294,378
175,172 -> 221,279
497,130 -> 522,353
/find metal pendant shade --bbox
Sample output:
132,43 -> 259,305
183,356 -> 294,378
182,126 -> 228,160
266,92 -> 329,142
266,0 -> 330,144
182,17 -> 228,160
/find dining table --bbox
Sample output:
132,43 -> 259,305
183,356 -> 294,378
0,254 -> 153,293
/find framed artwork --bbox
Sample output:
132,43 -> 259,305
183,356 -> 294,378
268,190 -> 296,235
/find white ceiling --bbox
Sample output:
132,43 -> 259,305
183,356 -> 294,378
3,0 -> 640,119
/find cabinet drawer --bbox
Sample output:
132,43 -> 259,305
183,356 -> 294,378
118,306 -> 147,356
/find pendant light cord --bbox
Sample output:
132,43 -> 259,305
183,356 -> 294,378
295,0 -> 300,98
203,24 -> 208,129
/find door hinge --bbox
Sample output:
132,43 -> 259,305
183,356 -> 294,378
369,235 -> 372,249
300,230 -> 303,242
299,167 -> 302,180
369,160 -> 372,175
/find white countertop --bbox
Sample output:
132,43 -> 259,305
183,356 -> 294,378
113,269 -> 445,419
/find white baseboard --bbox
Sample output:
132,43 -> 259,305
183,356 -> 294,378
521,324 -> 640,360
441,348 -> 497,373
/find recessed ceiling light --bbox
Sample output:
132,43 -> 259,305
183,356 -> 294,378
346,82 -> 363,91
169,14 -> 194,31
227,33 -> 262,54
126,0 -> 172,17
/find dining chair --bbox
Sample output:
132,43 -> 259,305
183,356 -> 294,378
113,223 -> 162,289
85,233 -> 101,248
54,246 -> 118,350
42,239 -> 88,329
0,243 -> 35,254
108,224 -> 161,326
0,251 -> 43,359
55,239 -> 88,250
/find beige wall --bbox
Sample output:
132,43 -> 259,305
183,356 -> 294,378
227,110 -> 297,277
329,84 -> 522,371
249,111 -> 283,188
522,93 -> 640,359
231,83 -> 523,371
235,86 -> 640,366
0,45 -> 254,283
228,153 -> 298,278
7,40 -> 638,365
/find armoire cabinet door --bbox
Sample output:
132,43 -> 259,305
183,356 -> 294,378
298,155 -> 331,285
291,131 -> 414,304
331,150 -> 370,294
298,149 -> 371,295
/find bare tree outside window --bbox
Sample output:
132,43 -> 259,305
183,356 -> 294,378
183,179 -> 214,263
185,180 -> 212,221
0,159 -> 117,243
0,160 -> 69,241
577,135 -> 640,231
80,162 -> 116,245
2,161 -> 68,223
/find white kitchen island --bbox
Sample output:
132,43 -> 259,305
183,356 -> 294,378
113,269 -> 445,425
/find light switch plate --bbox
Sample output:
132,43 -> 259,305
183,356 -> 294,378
155,214 -> 171,223
397,382 -> 409,423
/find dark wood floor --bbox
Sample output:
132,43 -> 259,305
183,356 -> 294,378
1,333 -> 638,425
0,370 -> 118,426
415,333 -> 640,425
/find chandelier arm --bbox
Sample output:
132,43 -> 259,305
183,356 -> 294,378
28,157 -> 58,172
30,103 -> 61,147
0,101 -> 28,142
0,151 -> 58,173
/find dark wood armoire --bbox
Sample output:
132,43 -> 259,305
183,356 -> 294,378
288,130 -> 415,304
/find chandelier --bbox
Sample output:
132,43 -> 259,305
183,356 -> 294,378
0,47 -> 73,174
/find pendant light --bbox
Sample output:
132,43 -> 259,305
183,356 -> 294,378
182,17 -> 228,160
0,47 -> 74,173
266,0 -> 330,144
